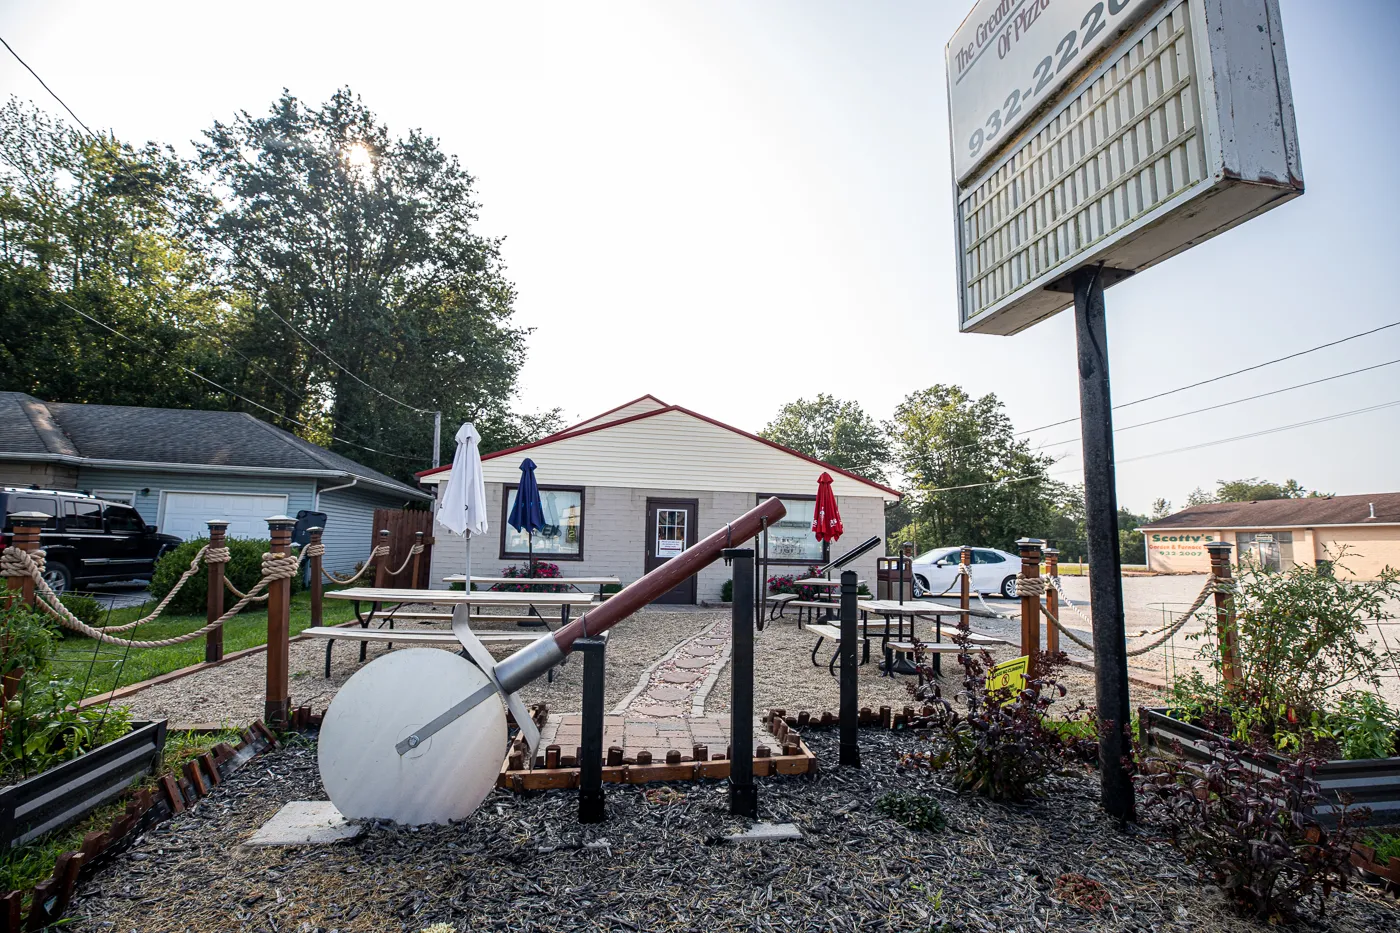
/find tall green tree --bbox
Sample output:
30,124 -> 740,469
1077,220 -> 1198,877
0,98 -> 233,408
887,385 -> 1059,552
196,88 -> 542,475
1214,477 -> 1325,502
760,394 -> 890,483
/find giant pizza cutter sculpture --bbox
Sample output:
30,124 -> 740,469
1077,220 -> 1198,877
317,497 -> 787,825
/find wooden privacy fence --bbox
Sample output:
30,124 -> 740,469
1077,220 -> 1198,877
372,507 -> 433,589
2,511 -> 428,730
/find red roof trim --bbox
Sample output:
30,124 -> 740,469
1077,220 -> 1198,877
417,402 -> 903,499
557,394 -> 668,434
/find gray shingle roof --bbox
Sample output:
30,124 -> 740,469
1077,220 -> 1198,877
0,392 -> 422,497
1139,492 -> 1400,530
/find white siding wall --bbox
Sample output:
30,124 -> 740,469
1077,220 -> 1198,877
318,485 -> 406,574
429,483 -> 886,602
432,409 -> 898,503
564,396 -> 667,433
75,467 -> 317,534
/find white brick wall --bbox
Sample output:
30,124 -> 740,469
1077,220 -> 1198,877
429,484 -> 886,601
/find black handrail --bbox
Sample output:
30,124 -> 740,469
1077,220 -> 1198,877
815,536 -> 881,576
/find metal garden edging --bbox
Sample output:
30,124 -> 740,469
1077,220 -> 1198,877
1140,707 -> 1400,826
0,720 -> 167,848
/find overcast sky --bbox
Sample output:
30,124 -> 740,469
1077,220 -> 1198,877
2,1 -> 1397,513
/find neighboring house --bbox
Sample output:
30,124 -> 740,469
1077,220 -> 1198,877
417,395 -> 901,603
0,392 -> 429,573
1138,492 -> 1400,579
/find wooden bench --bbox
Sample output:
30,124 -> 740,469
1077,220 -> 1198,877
766,593 -> 798,621
806,623 -> 962,674
380,610 -> 571,628
302,626 -> 558,679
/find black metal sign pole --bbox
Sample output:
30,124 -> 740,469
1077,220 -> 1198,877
1072,266 -> 1135,822
838,570 -> 860,767
726,547 -> 757,817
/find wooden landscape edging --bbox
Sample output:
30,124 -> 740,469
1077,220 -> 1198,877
762,704 -> 942,732
1351,842 -> 1400,897
496,704 -> 816,792
0,720 -> 284,933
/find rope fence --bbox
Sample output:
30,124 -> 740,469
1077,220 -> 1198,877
2,546 -> 301,649
1017,572 -> 1236,658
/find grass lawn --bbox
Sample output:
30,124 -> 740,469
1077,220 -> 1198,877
51,590 -> 358,700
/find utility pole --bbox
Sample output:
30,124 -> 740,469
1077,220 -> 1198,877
433,411 -> 442,468
1072,265 -> 1135,822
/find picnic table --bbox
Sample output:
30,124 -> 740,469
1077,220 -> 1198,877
804,600 -> 974,677
442,574 -> 620,597
321,588 -> 596,676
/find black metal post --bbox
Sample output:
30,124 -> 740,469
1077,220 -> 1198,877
576,633 -> 608,823
1072,266 -> 1136,822
839,569 -> 860,767
725,547 -> 757,817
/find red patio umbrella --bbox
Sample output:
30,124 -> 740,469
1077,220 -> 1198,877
812,472 -> 843,544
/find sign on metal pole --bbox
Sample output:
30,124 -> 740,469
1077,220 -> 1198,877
945,0 -> 1302,822
948,0 -> 1303,335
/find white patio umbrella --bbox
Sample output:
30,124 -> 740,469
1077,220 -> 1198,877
437,423 -> 489,586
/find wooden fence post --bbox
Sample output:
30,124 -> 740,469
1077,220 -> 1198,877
1017,538 -> 1044,676
307,526 -> 324,628
4,513 -> 46,609
958,545 -> 971,622
265,516 -> 296,731
205,520 -> 228,664
1206,542 -> 1241,688
410,531 -> 424,589
1043,547 -> 1060,655
372,529 -> 390,590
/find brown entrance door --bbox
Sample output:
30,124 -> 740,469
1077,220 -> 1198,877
644,498 -> 699,604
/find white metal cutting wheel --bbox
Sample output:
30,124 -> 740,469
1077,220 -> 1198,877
317,648 -> 506,825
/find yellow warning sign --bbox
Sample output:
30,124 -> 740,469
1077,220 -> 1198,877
986,656 -> 1029,696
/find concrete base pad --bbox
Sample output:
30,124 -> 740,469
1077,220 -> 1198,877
726,822 -> 803,842
246,800 -> 363,846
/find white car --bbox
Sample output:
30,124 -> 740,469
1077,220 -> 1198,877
910,546 -> 1020,599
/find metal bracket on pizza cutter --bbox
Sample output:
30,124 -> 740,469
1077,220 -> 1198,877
450,605 -> 541,757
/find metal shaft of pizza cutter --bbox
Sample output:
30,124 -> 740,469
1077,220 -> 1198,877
393,497 -> 788,755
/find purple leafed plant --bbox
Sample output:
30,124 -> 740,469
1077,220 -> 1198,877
1138,740 -> 1369,921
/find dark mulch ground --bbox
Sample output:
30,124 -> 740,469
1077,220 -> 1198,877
68,730 -> 1400,933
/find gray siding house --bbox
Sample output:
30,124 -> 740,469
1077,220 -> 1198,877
0,393 -> 428,572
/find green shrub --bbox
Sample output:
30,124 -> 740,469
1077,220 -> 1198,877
720,579 -> 733,602
1365,830 -> 1400,865
59,594 -> 103,627
876,792 -> 946,831
601,583 -> 622,596
149,537 -> 302,616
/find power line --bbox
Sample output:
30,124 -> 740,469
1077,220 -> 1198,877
1031,356 -> 1400,453
925,320 -> 1400,463
1014,319 -> 1400,437
0,35 -> 94,136
913,397 -> 1400,494
2,34 -> 435,419
56,299 -> 423,462
1112,398 -> 1400,465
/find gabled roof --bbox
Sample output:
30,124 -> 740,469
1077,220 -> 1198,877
0,392 -> 426,498
558,394 -> 669,434
417,398 -> 902,500
1139,492 -> 1400,530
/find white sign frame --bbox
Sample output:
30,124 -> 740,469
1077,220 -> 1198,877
949,0 -> 1303,335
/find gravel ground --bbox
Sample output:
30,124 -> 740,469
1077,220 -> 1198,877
118,604 -> 1159,727
67,729 -> 1400,933
118,609 -> 725,725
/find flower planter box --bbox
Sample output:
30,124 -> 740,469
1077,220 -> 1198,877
1140,707 -> 1400,826
0,720 -> 168,848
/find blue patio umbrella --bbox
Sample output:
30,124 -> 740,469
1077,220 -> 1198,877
508,458 -> 546,575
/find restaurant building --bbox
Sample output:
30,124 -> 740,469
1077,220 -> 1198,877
1138,492 -> 1400,579
416,396 -> 901,604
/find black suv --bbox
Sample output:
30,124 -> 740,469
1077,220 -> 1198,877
1,487 -> 183,595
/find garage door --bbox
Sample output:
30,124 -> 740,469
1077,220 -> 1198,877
160,492 -> 290,542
